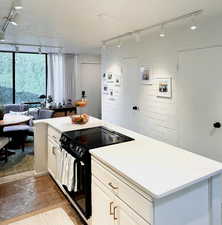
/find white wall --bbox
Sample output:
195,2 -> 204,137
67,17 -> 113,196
101,15 -> 222,147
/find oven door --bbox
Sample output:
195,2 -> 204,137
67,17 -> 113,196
63,158 -> 91,219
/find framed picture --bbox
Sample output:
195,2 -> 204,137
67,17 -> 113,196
114,75 -> 121,87
102,73 -> 107,80
157,78 -> 172,98
140,66 -> 152,85
107,73 -> 114,83
103,85 -> 108,95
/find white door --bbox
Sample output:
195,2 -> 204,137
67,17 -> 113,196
121,58 -> 140,133
177,47 -> 222,162
80,63 -> 101,118
92,177 -> 114,225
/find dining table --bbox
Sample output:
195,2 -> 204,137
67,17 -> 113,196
0,114 -> 33,156
0,114 -> 32,127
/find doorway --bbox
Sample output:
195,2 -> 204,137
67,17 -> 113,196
79,63 -> 101,118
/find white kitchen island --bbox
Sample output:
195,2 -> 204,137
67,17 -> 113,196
34,116 -> 222,225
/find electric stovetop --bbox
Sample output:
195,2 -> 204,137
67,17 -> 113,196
62,126 -> 134,149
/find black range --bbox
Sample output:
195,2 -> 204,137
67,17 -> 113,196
60,126 -> 134,220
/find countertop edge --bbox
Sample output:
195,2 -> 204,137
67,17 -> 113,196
91,152 -> 222,199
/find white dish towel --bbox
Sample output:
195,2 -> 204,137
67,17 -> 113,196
58,149 -> 78,192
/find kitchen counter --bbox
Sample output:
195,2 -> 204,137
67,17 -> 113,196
34,116 -> 222,199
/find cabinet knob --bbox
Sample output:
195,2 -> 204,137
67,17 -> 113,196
213,122 -> 221,128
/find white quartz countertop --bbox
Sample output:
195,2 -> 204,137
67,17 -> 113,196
34,116 -> 222,199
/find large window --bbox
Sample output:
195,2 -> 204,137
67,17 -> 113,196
0,53 -> 13,104
0,52 -> 47,104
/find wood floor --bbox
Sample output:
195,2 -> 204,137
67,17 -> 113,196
0,175 -> 85,225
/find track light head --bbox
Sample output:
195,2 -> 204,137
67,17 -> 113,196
13,0 -> 23,10
117,39 -> 121,48
190,15 -> 197,31
159,24 -> 166,38
38,47 -> 42,54
15,46 -> 19,52
133,32 -> 141,42
10,19 -> 18,26
0,32 -> 5,41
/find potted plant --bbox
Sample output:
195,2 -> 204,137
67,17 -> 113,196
0,105 -> 4,120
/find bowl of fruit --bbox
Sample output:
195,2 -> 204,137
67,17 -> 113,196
70,113 -> 89,125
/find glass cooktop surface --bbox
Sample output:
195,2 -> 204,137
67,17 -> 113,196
62,126 -> 134,149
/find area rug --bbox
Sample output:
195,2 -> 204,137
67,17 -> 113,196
8,208 -> 74,225
0,137 -> 34,178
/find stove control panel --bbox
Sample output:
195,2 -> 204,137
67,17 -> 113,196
60,134 -> 88,159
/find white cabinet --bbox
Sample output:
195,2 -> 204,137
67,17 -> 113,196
48,126 -> 62,180
91,157 -> 221,225
114,198 -> 149,225
48,139 -> 57,179
92,177 -> 115,225
92,159 -> 152,225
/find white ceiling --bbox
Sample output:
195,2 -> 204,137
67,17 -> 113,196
0,0 -> 222,54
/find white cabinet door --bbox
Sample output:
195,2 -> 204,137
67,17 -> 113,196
92,176 -> 115,225
114,198 -> 149,225
48,139 -> 57,179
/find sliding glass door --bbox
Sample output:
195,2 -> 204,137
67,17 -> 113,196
0,51 -> 47,105
0,53 -> 13,104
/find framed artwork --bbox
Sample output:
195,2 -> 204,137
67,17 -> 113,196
102,73 -> 107,80
157,78 -> 172,98
140,66 -> 152,85
103,85 -> 108,95
114,75 -> 121,87
107,73 -> 114,83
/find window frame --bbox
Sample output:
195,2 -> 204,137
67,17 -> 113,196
0,50 -> 48,104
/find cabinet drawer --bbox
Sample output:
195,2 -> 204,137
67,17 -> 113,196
92,159 -> 153,224
48,126 -> 61,144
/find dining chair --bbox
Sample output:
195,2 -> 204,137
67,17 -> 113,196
0,136 -> 9,162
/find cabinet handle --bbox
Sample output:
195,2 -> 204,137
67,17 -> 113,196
52,135 -> 57,140
113,206 -> 118,220
109,202 -> 114,215
108,182 -> 118,190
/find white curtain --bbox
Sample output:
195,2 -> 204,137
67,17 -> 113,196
47,54 -> 76,104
